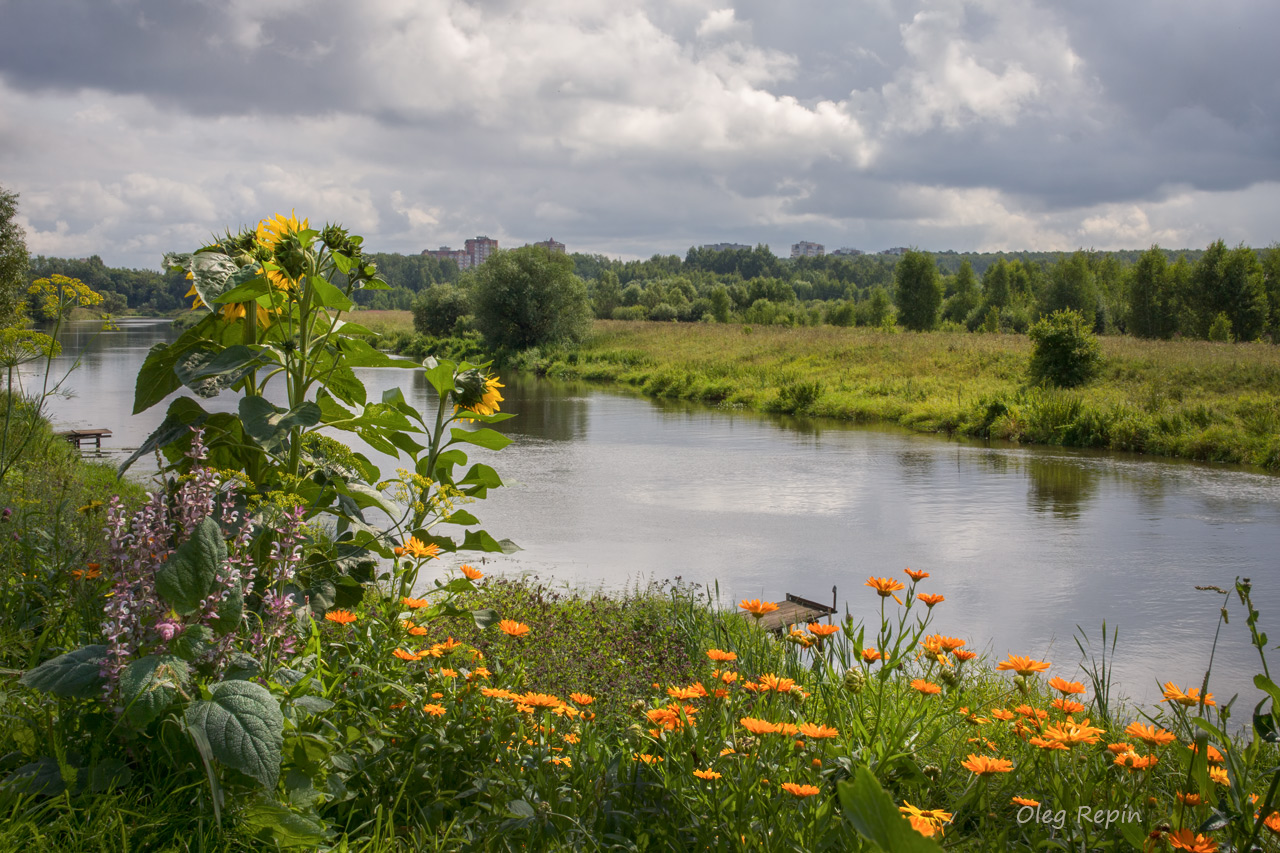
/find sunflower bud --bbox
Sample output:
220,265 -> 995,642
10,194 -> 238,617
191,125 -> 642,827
274,234 -> 307,280
321,225 -> 348,251
843,668 -> 866,695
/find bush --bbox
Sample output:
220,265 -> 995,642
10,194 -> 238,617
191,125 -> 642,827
1028,309 -> 1102,388
411,283 -> 471,337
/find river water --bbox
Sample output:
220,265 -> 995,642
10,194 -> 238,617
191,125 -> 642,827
25,318 -> 1280,712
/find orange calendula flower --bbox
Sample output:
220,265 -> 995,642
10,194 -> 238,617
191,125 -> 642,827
740,717 -> 779,735
862,647 -> 882,663
569,692 -> 595,705
781,782 -> 820,797
929,634 -> 966,652
719,670 -> 739,684
402,536 -> 440,560
1189,743 -> 1225,764
1176,792 -> 1206,806
392,648 -> 422,661
1125,721 -> 1177,747
1011,796 -> 1040,807
996,655 -> 1051,676
740,599 -> 779,619
900,802 -> 953,834
1107,742 -> 1135,755
1209,766 -> 1229,786
865,576 -> 905,604
706,648 -> 738,662
1165,828 -> 1218,852
438,668 -> 458,678
908,816 -> 937,838
917,593 -> 945,607
480,687 -> 519,700
498,619 -> 530,637
459,564 -> 483,580
904,568 -> 930,581
667,682 -> 708,700
518,692 -> 564,710
807,622 -> 840,637
1161,682 -> 1216,707
1115,751 -> 1159,771
798,722 -> 839,739
693,768 -> 722,780
422,703 -> 446,716
402,597 -> 430,609
911,679 -> 941,695
324,610 -> 357,624
71,566 -> 102,580
991,708 -> 1016,721
1029,736 -> 1069,751
757,674 -> 797,693
1041,718 -> 1106,747
1047,676 -> 1086,695
961,754 -> 1014,775
401,620 -> 428,636
1052,698 -> 1085,714
633,753 -> 663,764
952,648 -> 977,662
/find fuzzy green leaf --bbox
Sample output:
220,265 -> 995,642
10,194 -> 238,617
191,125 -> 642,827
19,645 -> 108,699
156,517 -> 227,615
185,680 -> 284,788
119,654 -> 189,726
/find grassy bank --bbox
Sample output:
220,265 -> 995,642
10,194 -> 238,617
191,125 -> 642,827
493,321 -> 1280,470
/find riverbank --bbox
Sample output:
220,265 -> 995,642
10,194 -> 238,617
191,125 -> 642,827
470,321 -> 1280,471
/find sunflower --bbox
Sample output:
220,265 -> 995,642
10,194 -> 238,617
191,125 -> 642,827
454,374 -> 505,419
256,211 -> 309,249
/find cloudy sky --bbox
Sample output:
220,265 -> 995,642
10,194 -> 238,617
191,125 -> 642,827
2,0 -> 1278,270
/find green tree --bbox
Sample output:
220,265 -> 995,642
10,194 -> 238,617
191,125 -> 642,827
1126,246 -> 1177,339
472,245 -> 592,350
1028,309 -> 1102,388
941,259 -> 980,324
1189,240 -> 1268,340
1040,252 -> 1098,322
589,270 -> 621,319
708,284 -> 732,322
0,185 -> 30,328
893,250 -> 942,331
1262,244 -> 1280,340
412,283 -> 471,336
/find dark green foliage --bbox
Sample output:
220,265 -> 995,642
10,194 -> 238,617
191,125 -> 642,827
472,245 -> 592,350
411,283 -> 471,336
0,185 -> 30,328
893,250 -> 943,331
1028,309 -> 1103,388
1040,251 -> 1098,322
1126,246 -> 1178,338
1189,240 -> 1269,341
942,259 -> 980,323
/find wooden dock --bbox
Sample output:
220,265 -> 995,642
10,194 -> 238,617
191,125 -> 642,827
57,428 -> 112,451
748,588 -> 838,633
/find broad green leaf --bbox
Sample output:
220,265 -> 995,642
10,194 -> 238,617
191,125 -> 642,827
449,427 -> 512,451
307,275 -> 354,312
242,797 -> 328,847
171,625 -> 215,661
213,273 -> 272,304
133,341 -> 186,414
838,766 -> 942,852
185,680 -> 284,788
382,386 -> 406,405
2,758 -> 64,796
240,397 -> 321,447
120,395 -> 211,476
443,510 -> 480,526
423,360 -> 456,396
461,529 -> 521,554
508,799 -> 536,818
1256,674 -> 1280,710
184,344 -> 268,380
335,338 -> 417,369
119,654 -> 189,726
472,609 -> 499,630
156,517 -> 227,614
19,645 -> 108,699
458,463 -> 503,489
331,252 -> 354,275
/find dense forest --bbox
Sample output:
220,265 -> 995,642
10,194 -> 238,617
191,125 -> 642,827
29,242 -> 1280,342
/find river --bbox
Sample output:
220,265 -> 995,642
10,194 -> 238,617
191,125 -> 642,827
23,318 -> 1280,713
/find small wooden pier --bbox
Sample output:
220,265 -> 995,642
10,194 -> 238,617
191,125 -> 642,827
748,587 -> 838,633
57,428 -> 112,451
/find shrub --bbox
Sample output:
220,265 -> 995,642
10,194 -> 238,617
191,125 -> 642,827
1027,309 -> 1102,388
411,283 -> 471,337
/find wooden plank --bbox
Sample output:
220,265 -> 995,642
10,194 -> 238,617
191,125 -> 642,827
745,590 -> 839,633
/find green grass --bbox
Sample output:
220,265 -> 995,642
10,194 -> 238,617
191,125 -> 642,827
503,321 -> 1280,469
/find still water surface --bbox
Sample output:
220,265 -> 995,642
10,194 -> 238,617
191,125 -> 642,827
28,319 -> 1280,711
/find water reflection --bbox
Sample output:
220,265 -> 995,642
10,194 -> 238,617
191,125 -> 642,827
1024,457 -> 1099,518
24,320 -> 1280,710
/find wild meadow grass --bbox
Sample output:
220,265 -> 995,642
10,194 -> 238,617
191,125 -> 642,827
499,320 -> 1280,470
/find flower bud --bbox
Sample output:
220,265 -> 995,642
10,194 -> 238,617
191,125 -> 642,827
939,669 -> 959,688
321,225 -> 348,251
843,668 -> 866,695
922,764 -> 941,781
1013,675 -> 1029,695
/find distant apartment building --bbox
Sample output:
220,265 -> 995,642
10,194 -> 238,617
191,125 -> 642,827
423,236 -> 500,270
703,242 -> 752,252
830,247 -> 864,257
790,241 -> 825,259
532,237 -> 566,254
